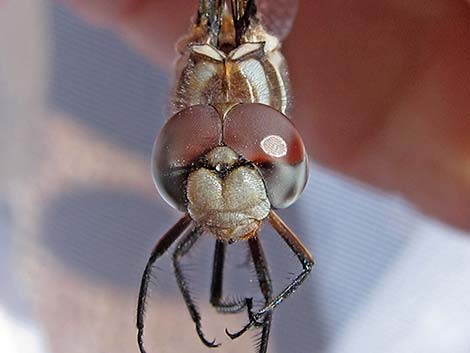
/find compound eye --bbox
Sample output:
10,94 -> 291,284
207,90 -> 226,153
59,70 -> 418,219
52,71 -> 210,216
152,105 -> 222,210
223,103 -> 308,208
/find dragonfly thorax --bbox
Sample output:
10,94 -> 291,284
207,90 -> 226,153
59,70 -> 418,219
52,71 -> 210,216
172,6 -> 290,116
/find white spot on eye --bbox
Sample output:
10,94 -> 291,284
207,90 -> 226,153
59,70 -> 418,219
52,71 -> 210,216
260,135 -> 287,158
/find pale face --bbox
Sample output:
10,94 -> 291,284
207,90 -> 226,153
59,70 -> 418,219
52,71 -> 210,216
186,147 -> 271,242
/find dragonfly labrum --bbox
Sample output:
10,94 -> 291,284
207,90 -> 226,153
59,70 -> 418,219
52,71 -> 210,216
136,1 -> 314,352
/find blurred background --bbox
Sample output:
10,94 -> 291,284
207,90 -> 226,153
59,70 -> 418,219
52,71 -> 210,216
1,1 -> 470,353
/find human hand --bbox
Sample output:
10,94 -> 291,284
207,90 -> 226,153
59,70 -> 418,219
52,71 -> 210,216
65,0 -> 470,230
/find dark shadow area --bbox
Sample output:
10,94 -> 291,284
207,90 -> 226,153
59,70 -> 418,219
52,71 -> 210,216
49,4 -> 169,155
42,188 -> 178,292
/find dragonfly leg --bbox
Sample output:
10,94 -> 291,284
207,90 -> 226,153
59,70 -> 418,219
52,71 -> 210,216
247,235 -> 273,353
226,211 -> 314,340
210,239 -> 253,313
173,226 -> 220,348
137,215 -> 193,353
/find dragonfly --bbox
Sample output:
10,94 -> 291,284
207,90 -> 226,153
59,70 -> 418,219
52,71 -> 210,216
136,1 -> 314,352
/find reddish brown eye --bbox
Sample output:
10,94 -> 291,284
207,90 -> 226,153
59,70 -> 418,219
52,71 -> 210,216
223,103 -> 308,208
152,105 -> 222,210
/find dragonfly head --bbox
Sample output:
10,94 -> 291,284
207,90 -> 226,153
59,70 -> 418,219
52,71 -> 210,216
152,103 -> 308,242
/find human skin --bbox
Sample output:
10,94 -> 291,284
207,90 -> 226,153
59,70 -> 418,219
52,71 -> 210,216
64,0 -> 470,230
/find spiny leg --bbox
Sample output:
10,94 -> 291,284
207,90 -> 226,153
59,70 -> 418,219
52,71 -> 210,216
173,226 -> 220,348
210,239 -> 252,313
231,0 -> 258,45
247,235 -> 273,353
137,215 -> 192,353
227,211 -> 314,339
197,0 -> 224,46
